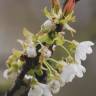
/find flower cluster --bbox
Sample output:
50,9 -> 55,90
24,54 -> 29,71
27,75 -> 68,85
4,0 -> 94,96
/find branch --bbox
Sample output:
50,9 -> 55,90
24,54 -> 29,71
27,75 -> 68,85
6,0 -> 80,96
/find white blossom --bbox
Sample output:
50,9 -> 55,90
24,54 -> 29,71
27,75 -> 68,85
73,64 -> 86,78
26,43 -> 37,58
75,41 -> 94,63
61,63 -> 75,83
60,62 -> 86,83
48,80 -> 60,94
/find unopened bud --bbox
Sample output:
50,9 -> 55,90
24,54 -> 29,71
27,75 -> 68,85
26,43 -> 37,58
63,0 -> 75,15
41,19 -> 56,32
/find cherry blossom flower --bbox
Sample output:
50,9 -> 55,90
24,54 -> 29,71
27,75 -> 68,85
60,61 -> 86,83
75,41 -> 94,63
4,0 -> 94,96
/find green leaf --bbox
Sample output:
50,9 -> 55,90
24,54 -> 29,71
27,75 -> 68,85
12,49 -> 22,58
23,28 -> 34,40
7,49 -> 22,69
35,69 -> 43,76
11,63 -> 19,71
44,7 -> 51,18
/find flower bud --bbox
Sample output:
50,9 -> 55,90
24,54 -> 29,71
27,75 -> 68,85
26,43 -> 37,58
63,0 -> 75,15
41,19 -> 56,33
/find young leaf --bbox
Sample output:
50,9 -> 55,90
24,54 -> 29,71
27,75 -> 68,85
38,33 -> 54,44
23,28 -> 34,40
54,34 -> 64,46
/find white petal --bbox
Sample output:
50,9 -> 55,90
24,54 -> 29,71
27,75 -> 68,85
52,45 -> 56,51
43,20 -> 53,27
28,85 -> 43,96
61,64 -> 76,82
26,47 -> 37,58
64,24 -> 76,33
3,69 -> 9,79
78,64 -> 86,73
41,19 -> 55,32
75,45 -> 87,61
86,47 -> 93,54
80,41 -> 94,46
68,74 -> 75,82
25,75 -> 33,80
46,50 -> 52,58
59,77 -> 65,87
48,80 -> 60,94
73,64 -> 86,78
39,84 -> 52,96
73,65 -> 83,78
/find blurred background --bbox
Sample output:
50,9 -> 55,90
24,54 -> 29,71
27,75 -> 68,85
0,0 -> 96,96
